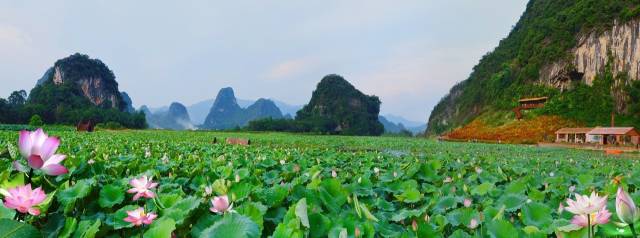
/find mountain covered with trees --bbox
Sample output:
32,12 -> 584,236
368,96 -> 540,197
0,53 -> 146,128
248,74 -> 384,136
202,87 -> 283,130
428,0 -> 640,135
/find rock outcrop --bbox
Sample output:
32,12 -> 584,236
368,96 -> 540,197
427,1 -> 640,135
36,53 -> 124,110
540,19 -> 640,90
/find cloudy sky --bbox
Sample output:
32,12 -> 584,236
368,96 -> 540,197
0,1 -> 527,122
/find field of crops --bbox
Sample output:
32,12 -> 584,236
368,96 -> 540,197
0,127 -> 640,237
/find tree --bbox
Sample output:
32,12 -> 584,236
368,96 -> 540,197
8,90 -> 27,106
29,115 -> 44,127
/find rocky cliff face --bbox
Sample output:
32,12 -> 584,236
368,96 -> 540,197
540,19 -> 640,90
37,53 -> 124,110
427,1 -> 640,135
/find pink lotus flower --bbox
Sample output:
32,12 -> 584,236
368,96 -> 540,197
616,187 -> 639,224
570,207 -> 611,227
0,184 -> 46,215
210,195 -> 232,214
123,207 -> 157,226
16,128 -> 68,175
127,176 -> 158,200
463,198 -> 472,207
565,192 -> 608,215
468,218 -> 479,229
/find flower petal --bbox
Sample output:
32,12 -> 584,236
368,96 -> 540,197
18,130 -> 32,158
28,155 -> 44,169
43,154 -> 66,167
41,164 -> 68,176
27,207 -> 40,216
39,137 -> 59,160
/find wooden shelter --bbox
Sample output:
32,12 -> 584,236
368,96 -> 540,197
514,97 -> 548,120
555,127 -> 593,143
76,120 -> 95,132
587,127 -> 640,145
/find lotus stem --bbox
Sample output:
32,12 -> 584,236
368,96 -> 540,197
631,223 -> 638,238
587,215 -> 591,238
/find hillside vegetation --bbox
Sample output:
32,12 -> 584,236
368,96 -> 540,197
428,0 -> 640,135
0,54 -> 146,128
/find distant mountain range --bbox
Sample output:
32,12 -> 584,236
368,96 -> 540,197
379,115 -> 427,135
146,94 -> 424,133
6,52 -> 423,134
185,98 -> 302,125
201,87 -> 284,129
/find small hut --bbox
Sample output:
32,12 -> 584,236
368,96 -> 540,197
587,127 -> 640,145
76,120 -> 95,132
555,128 -> 593,143
514,97 -> 548,120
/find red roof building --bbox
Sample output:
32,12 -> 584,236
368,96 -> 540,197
587,127 -> 639,145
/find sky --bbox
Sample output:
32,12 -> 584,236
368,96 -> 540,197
0,1 -> 528,122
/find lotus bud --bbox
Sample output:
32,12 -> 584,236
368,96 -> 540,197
204,186 -> 213,196
468,218 -> 478,229
411,219 -> 418,231
475,167 -> 482,174
616,187 -> 639,224
558,203 -> 564,213
464,198 -> 472,207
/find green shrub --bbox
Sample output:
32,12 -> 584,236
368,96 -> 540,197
28,115 -> 44,127
96,121 -> 124,130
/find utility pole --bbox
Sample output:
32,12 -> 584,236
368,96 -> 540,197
611,111 -> 615,127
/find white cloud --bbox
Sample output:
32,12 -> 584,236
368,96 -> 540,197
0,24 -> 32,55
266,58 -> 314,80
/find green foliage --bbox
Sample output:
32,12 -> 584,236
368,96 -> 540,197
0,218 -> 41,238
98,184 -> 125,208
200,213 -> 260,238
0,127 -> 638,236
96,121 -> 124,130
28,115 -> 44,127
429,0 -> 640,134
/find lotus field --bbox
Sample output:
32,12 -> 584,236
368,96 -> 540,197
2,127 -> 640,237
